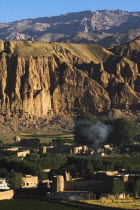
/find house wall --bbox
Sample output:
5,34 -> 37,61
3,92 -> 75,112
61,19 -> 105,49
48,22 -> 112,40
0,190 -> 14,200
22,175 -> 38,188
95,171 -> 118,176
64,180 -> 103,191
4,147 -> 19,151
73,147 -> 83,154
73,146 -> 88,154
57,176 -> 64,192
40,146 -> 47,154
17,150 -> 30,157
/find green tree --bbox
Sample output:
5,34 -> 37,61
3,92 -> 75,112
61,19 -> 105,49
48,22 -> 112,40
0,168 -> 8,177
108,118 -> 138,147
0,140 -> 3,145
38,171 -> 48,181
112,179 -> 125,196
26,153 -> 40,161
132,177 -> 140,197
8,171 -> 23,190
19,138 -> 40,148
86,160 -> 94,176
52,138 -> 65,146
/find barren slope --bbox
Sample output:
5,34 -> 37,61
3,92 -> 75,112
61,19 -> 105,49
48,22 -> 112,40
1,10 -> 140,47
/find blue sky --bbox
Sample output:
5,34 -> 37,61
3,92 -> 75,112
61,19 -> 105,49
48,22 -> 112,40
1,0 -> 140,23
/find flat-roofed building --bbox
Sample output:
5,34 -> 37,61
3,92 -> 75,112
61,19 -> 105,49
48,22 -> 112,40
73,146 -> 88,154
22,175 -> 38,188
3,147 -> 19,151
17,150 -> 30,157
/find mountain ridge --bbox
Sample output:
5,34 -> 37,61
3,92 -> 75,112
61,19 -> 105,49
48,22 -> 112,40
1,10 -> 140,47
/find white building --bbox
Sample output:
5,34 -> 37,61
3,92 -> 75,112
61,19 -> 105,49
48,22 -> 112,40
0,178 -> 10,190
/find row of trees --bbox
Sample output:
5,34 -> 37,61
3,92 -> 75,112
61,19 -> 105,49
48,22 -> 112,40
17,138 -> 40,148
0,152 -> 140,181
112,178 -> 140,198
0,153 -> 67,181
64,156 -> 136,178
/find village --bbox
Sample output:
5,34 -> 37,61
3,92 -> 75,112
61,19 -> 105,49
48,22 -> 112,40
0,134 -> 140,202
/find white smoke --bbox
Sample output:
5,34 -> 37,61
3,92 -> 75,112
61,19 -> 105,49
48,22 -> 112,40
81,121 -> 112,147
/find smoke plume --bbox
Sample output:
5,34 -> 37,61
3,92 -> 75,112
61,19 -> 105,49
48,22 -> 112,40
81,121 -> 112,147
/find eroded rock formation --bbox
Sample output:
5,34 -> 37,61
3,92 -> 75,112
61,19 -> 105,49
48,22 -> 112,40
0,41 -> 139,117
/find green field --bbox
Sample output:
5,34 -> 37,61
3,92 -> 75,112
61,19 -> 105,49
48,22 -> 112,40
19,132 -> 74,144
0,131 -> 74,144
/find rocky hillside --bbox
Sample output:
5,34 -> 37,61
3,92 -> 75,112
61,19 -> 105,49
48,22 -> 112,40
1,10 -> 140,47
0,40 -> 139,118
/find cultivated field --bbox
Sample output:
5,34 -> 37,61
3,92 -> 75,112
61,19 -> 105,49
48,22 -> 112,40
19,131 -> 74,144
0,130 -> 74,144
81,198 -> 140,210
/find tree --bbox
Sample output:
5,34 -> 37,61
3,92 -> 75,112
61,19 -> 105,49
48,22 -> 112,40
112,179 -> 125,196
8,171 -> 23,190
0,168 -> 8,177
108,118 -> 138,147
132,177 -> 140,197
25,153 -> 40,161
19,138 -> 40,148
0,140 -> 3,145
52,138 -> 65,146
38,171 -> 48,181
86,160 -> 94,176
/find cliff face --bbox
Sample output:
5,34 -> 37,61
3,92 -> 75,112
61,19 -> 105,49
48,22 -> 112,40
0,41 -> 139,118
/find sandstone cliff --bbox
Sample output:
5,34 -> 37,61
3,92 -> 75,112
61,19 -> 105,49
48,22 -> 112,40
0,41 -> 139,118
